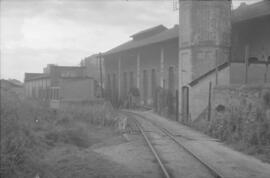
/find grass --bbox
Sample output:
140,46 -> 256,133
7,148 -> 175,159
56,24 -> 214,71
191,100 -> 270,163
0,87 -> 125,178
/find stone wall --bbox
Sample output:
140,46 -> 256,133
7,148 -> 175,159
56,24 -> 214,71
213,85 -> 270,117
210,84 -> 270,144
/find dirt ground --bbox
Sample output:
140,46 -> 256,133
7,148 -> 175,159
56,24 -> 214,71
93,117 -> 162,178
32,123 -> 132,178
35,116 -> 160,178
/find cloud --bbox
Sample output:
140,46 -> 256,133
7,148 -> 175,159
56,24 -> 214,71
0,0 -> 178,80
0,0 -> 260,81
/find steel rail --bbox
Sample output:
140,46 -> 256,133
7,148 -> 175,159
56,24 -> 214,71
132,117 -> 171,178
161,128 -> 226,178
125,111 -> 227,178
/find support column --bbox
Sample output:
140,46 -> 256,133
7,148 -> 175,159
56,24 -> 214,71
136,53 -> 140,89
160,47 -> 165,87
118,56 -> 122,98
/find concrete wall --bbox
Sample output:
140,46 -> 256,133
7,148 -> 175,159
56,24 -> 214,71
189,66 -> 230,121
192,47 -> 230,79
59,78 -> 96,101
179,0 -> 231,81
230,63 -> 270,84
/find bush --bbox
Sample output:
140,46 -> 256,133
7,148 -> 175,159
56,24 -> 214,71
207,103 -> 270,162
45,128 -> 91,148
1,88 -> 121,177
0,89 -> 48,178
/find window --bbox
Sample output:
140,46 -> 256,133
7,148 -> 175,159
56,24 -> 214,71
50,87 -> 60,100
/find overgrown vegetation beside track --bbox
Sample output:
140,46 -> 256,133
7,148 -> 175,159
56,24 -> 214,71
0,87 -> 128,178
192,90 -> 270,163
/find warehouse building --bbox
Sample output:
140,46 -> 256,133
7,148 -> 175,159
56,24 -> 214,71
103,0 -> 270,122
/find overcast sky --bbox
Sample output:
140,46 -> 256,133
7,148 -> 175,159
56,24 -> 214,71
0,0 -> 261,81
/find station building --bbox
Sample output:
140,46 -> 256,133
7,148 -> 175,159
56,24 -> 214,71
103,0 -> 270,121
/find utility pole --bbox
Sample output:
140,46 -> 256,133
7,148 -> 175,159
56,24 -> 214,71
99,52 -> 103,97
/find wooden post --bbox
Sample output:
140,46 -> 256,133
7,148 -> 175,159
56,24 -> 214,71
207,82 -> 212,121
176,89 -> 179,121
244,45 -> 249,84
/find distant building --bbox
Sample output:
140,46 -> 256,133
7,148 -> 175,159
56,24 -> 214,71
80,53 -> 105,88
103,0 -> 270,121
24,64 -> 97,108
0,79 -> 24,100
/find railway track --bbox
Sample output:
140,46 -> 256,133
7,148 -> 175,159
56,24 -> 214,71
124,110 -> 227,178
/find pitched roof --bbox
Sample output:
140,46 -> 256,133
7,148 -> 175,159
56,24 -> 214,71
105,25 -> 178,55
24,73 -> 45,81
0,79 -> 23,88
104,0 -> 269,56
24,73 -> 49,81
130,25 -> 167,40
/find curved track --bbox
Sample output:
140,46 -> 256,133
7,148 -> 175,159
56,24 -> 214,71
124,110 -> 226,178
